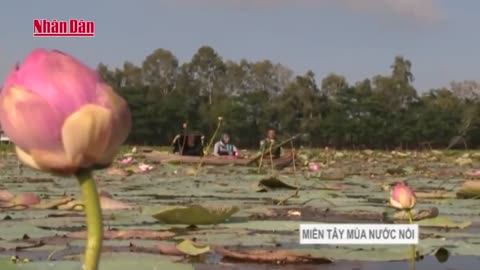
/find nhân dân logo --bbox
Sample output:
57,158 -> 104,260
33,19 -> 95,37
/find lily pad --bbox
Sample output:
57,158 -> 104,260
417,216 -> 472,229
319,169 -> 345,180
67,229 -> 175,240
16,253 -> 194,270
0,260 -> 23,270
393,207 -> 439,221
216,246 -> 332,264
176,239 -> 210,256
415,191 -> 456,199
258,176 -> 298,190
456,180 -> 480,198
151,204 -> 239,225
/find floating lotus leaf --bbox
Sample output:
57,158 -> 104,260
258,176 -> 298,190
455,157 -> 473,166
415,191 -> 456,199
417,216 -> 472,229
16,254 -> 194,270
216,246 -> 333,264
0,259 -> 23,269
456,180 -> 480,198
319,169 -> 346,180
175,239 -> 210,256
393,207 -> 439,221
151,204 -> 239,225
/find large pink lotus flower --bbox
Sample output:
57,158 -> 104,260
0,49 -> 131,175
390,182 -> 416,210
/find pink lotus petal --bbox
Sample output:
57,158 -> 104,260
0,190 -> 15,201
0,87 -> 64,152
138,163 -> 154,172
308,162 -> 319,172
5,49 -> 99,118
11,193 -> 41,206
119,157 -> 133,165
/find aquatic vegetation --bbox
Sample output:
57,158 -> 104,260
0,149 -> 479,269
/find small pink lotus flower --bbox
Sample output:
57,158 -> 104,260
0,190 -> 15,201
309,162 -> 319,172
467,169 -> 480,177
138,163 -> 154,173
0,49 -> 131,175
119,157 -> 133,165
10,193 -> 41,206
390,182 -> 416,210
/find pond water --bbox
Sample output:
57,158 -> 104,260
2,149 -> 480,270
196,256 -> 480,270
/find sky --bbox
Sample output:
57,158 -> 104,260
0,0 -> 479,92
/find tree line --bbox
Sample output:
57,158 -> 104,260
97,46 -> 480,149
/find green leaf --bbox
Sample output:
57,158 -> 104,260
258,176 -> 298,190
392,207 -> 439,221
151,204 -> 239,225
14,253 -> 194,270
176,239 -> 210,256
0,260 -> 23,270
417,216 -> 472,229
456,180 -> 480,199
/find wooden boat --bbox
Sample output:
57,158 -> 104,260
143,150 -> 294,169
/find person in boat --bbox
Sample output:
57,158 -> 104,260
213,133 -> 238,157
172,123 -> 205,156
259,129 -> 282,159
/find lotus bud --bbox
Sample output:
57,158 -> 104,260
0,48 -> 131,175
390,182 -> 416,210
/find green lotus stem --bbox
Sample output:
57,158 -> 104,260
75,169 -> 103,270
205,120 -> 222,153
268,142 -> 274,173
180,125 -> 188,155
195,118 -> 222,176
257,149 -> 265,173
290,140 -> 297,175
407,210 -> 413,224
407,210 -> 415,270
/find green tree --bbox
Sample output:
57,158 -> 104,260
142,48 -> 179,96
